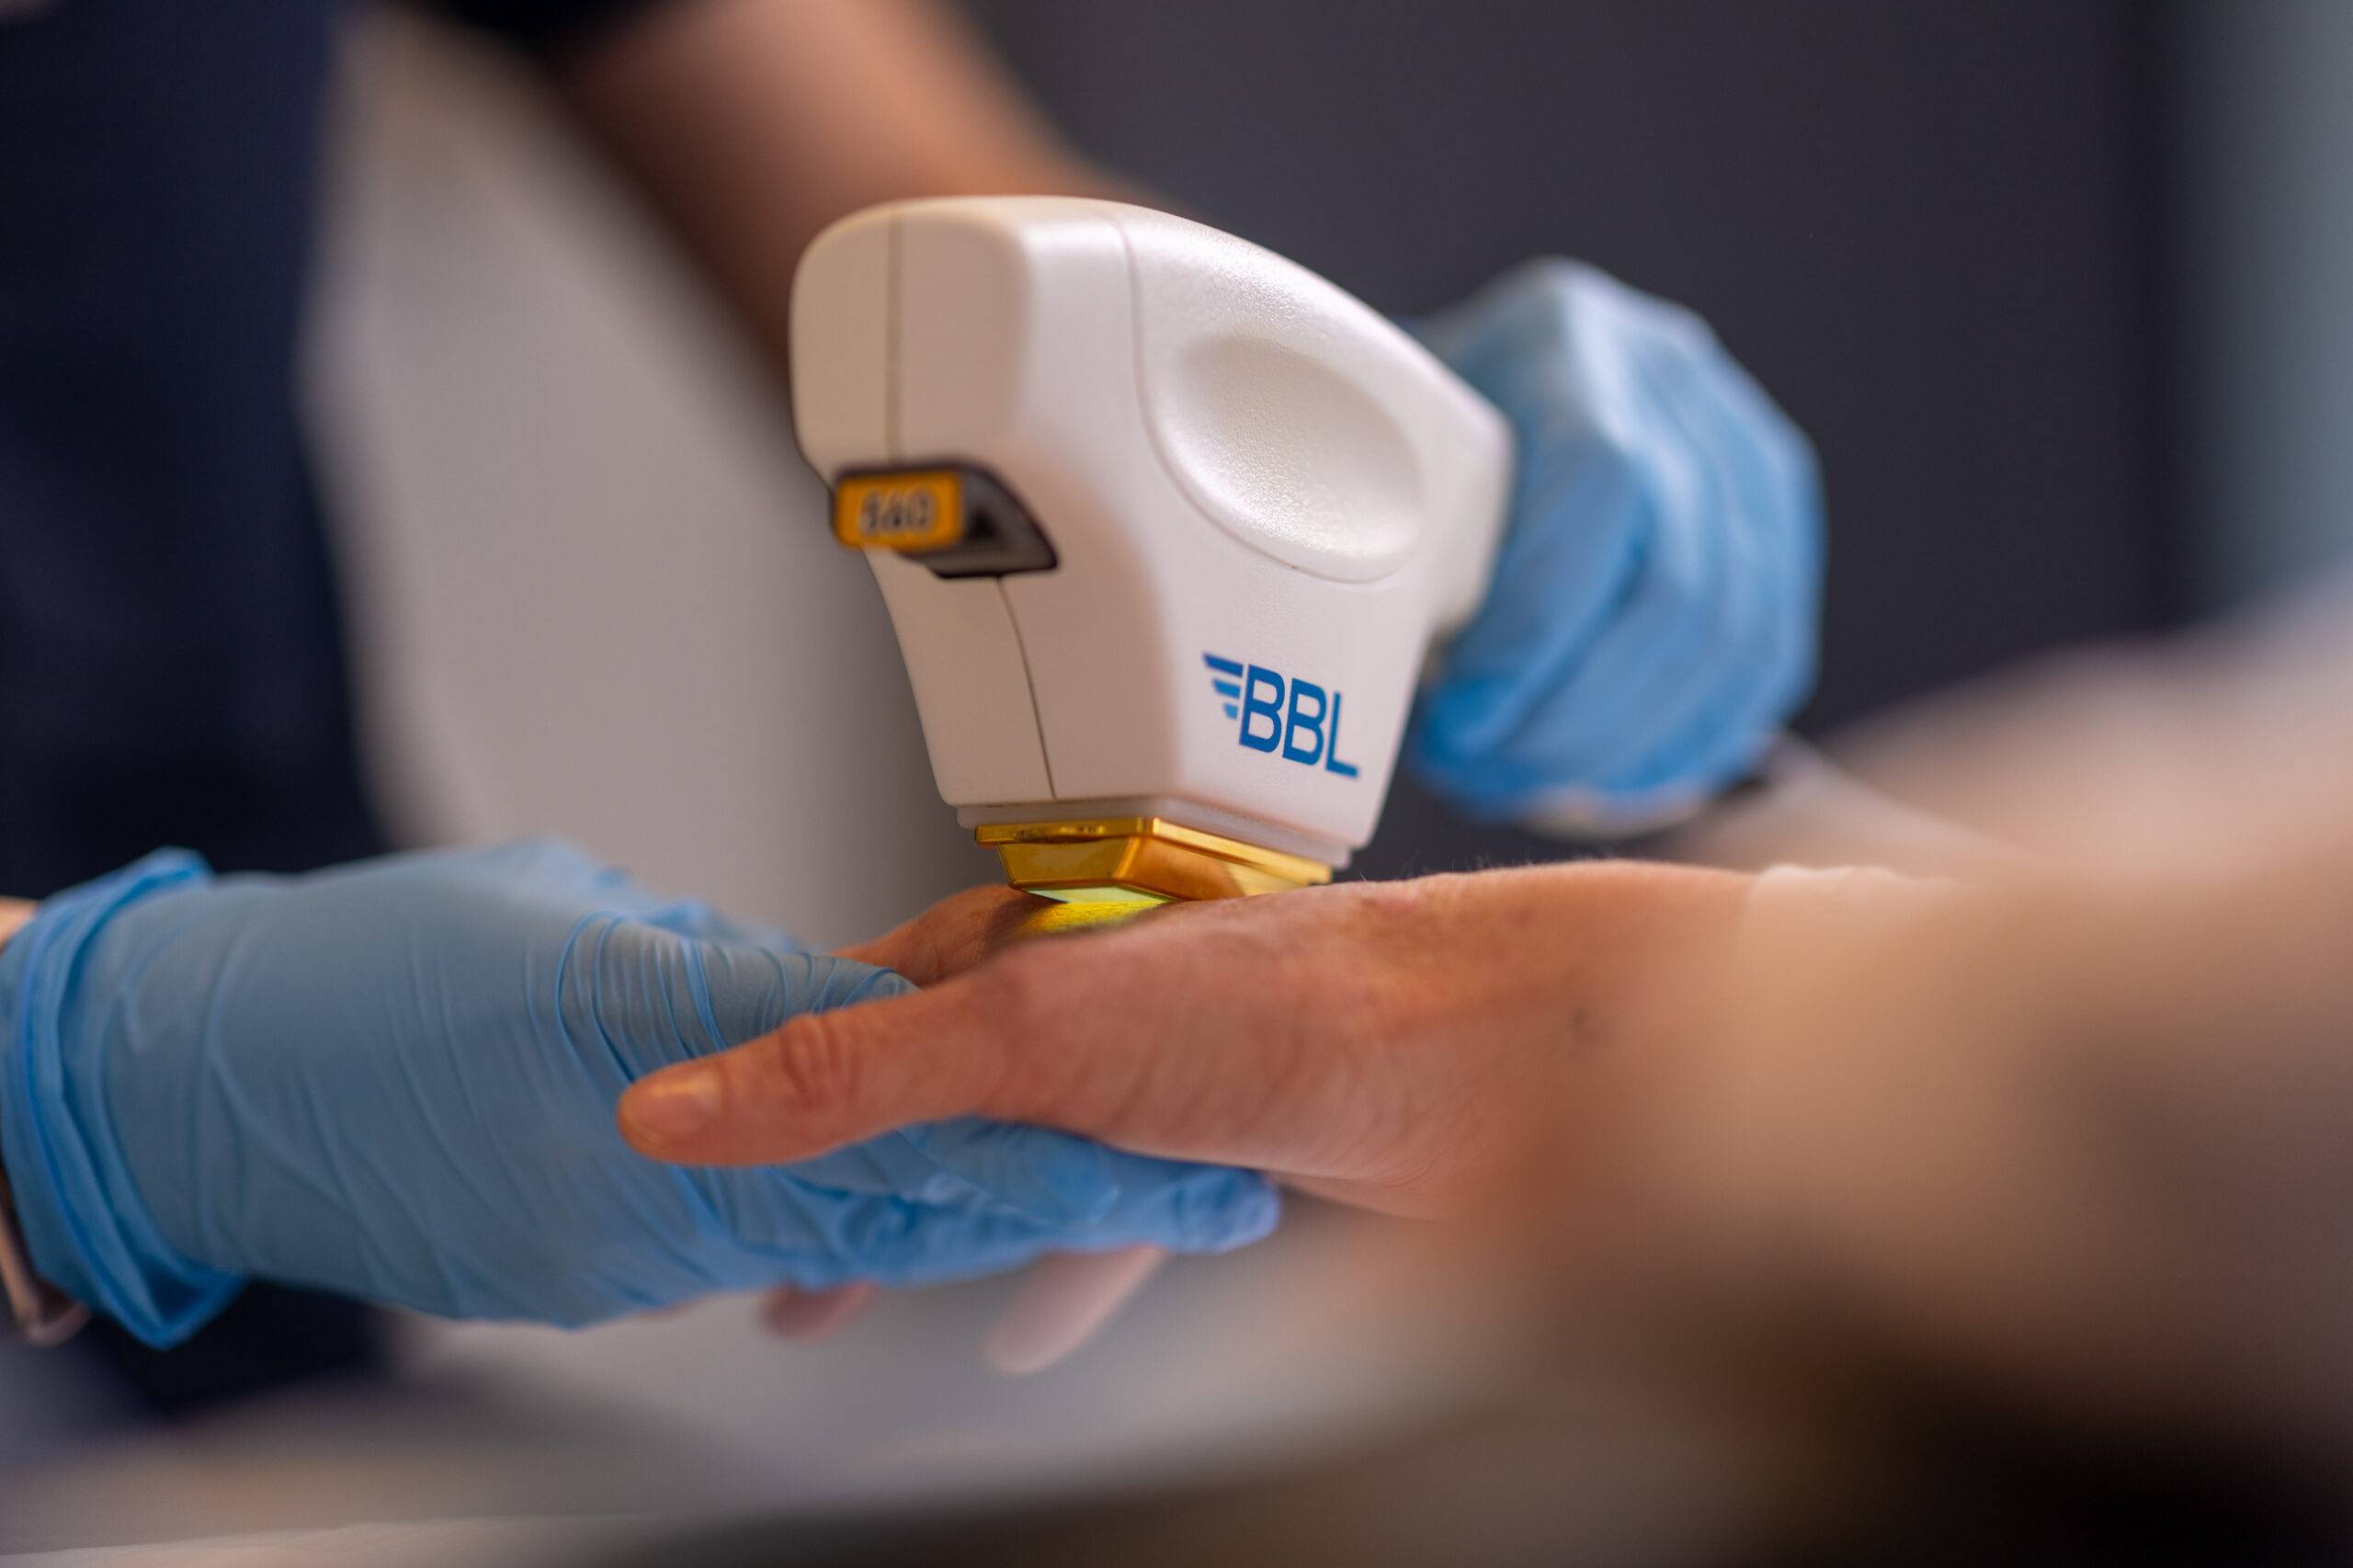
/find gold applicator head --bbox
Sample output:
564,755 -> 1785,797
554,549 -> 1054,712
974,816 -> 1333,906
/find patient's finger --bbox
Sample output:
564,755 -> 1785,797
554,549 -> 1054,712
622,895 -> 1293,1172
983,1246 -> 1167,1375
620,977 -> 1012,1163
836,884 -> 1042,983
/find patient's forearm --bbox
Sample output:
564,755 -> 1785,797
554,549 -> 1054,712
1645,846 -> 2353,1443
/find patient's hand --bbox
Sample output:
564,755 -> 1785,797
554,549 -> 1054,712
620,863 -> 1748,1218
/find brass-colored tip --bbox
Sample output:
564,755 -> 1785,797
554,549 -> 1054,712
976,817 -> 1333,904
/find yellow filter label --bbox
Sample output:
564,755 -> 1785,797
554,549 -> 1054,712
834,471 -> 964,552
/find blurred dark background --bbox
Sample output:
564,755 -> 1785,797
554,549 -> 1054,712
968,0 -> 2186,874
973,0 -> 2177,727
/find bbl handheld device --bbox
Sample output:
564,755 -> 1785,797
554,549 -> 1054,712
791,198 -> 1512,904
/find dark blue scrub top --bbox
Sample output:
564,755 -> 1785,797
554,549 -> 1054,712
0,0 -> 652,897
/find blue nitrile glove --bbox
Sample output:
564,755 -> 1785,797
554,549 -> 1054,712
1409,260 -> 1824,833
0,841 -> 1275,1346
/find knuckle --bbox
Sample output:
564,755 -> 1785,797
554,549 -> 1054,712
960,950 -> 1065,1113
1518,254 -> 1596,301
931,887 -> 1035,974
972,887 -> 1046,955
1569,419 -> 1648,498
739,1012 -> 868,1126
891,886 -> 1040,984
972,945 -> 1057,1032
1653,299 -> 1719,356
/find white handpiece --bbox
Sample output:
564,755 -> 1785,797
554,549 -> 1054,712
792,198 -> 1512,889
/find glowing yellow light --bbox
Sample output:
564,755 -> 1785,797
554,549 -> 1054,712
1027,885 -> 1169,908
1013,899 -> 1164,944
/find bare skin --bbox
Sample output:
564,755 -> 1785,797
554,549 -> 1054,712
619,863 -> 1751,1219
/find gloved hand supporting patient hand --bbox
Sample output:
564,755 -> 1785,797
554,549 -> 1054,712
1410,260 -> 1824,833
0,842 -> 1273,1346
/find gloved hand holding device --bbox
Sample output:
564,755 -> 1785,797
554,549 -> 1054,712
1411,260 -> 1824,834
0,839 -> 1273,1346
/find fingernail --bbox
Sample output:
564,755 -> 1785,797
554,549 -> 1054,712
623,1067 -> 722,1147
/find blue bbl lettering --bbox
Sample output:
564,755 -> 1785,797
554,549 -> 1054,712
1239,665 -> 1284,753
1281,679 -> 1325,765
1204,653 -> 1359,778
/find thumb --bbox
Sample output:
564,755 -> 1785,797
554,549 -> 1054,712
618,970 -> 1015,1165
